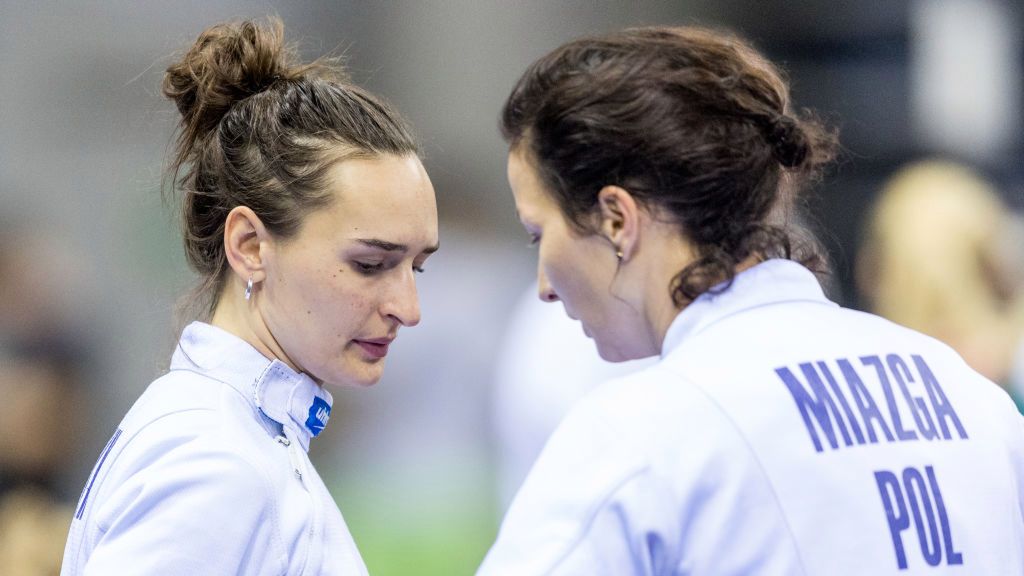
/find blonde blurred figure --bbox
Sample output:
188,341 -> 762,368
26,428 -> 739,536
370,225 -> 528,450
858,160 -> 1024,404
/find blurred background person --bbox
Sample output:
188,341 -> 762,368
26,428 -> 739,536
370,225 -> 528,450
858,160 -> 1024,410
0,210 -> 96,575
492,283 -> 655,509
0,338 -> 86,576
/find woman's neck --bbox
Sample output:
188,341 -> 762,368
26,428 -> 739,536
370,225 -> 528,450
641,241 -> 765,355
210,284 -> 299,372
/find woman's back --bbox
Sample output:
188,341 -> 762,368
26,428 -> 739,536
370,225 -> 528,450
481,261 -> 1024,575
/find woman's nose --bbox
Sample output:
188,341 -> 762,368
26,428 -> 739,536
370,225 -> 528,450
382,270 -> 422,326
537,268 -> 559,303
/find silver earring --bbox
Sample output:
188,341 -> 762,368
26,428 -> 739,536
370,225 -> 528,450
615,249 -> 623,261
244,275 -> 254,301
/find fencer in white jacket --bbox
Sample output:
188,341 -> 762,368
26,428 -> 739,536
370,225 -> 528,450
483,24 -> 1024,575
62,17 -> 439,575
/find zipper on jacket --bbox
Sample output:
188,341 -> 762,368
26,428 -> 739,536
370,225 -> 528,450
275,434 -> 308,488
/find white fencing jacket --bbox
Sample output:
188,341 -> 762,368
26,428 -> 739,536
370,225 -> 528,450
478,259 -> 1024,575
61,322 -> 367,576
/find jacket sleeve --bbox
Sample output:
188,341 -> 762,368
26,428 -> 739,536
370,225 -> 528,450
477,390 -> 679,576
84,440 -> 285,576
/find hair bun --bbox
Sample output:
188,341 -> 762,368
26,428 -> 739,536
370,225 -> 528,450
764,115 -> 809,168
163,18 -> 306,141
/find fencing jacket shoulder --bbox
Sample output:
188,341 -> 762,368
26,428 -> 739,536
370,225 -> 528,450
61,321 -> 367,576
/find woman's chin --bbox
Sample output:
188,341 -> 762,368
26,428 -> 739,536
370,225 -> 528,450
318,363 -> 385,389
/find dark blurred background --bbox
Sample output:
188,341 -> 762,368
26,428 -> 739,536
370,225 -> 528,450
1,1 -> 1021,574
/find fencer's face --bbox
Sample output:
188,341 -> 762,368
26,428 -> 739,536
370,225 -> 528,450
508,148 -> 637,361
260,154 -> 438,387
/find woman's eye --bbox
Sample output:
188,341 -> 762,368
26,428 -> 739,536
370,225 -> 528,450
528,234 -> 540,247
413,265 -> 426,274
354,262 -> 384,274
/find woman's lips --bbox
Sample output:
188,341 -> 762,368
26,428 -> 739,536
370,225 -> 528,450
355,339 -> 392,359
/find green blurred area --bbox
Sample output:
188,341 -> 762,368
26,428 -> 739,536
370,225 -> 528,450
332,465 -> 499,576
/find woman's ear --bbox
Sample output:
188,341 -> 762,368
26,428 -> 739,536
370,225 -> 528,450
223,206 -> 270,283
597,185 -> 640,260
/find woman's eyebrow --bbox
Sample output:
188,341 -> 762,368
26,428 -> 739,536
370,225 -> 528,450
356,238 -> 440,254
356,238 -> 407,252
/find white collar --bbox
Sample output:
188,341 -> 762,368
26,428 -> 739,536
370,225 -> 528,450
170,321 -> 333,452
660,259 -> 836,358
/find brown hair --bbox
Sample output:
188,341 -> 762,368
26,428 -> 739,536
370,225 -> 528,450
502,26 -> 837,305
163,17 -> 418,320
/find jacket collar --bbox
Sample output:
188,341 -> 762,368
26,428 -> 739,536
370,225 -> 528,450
661,259 -> 836,358
170,321 -> 333,452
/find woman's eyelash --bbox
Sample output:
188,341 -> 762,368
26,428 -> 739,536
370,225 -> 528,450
354,262 -> 384,273
355,261 -> 426,274
528,234 -> 540,246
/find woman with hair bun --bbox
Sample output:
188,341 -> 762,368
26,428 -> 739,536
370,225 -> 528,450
62,18 -> 437,575
479,27 -> 1024,575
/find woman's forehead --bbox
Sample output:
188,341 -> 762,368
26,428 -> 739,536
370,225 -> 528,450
328,155 -> 433,202
315,156 -> 437,234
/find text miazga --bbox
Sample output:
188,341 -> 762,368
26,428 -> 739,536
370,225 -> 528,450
776,354 -> 968,453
